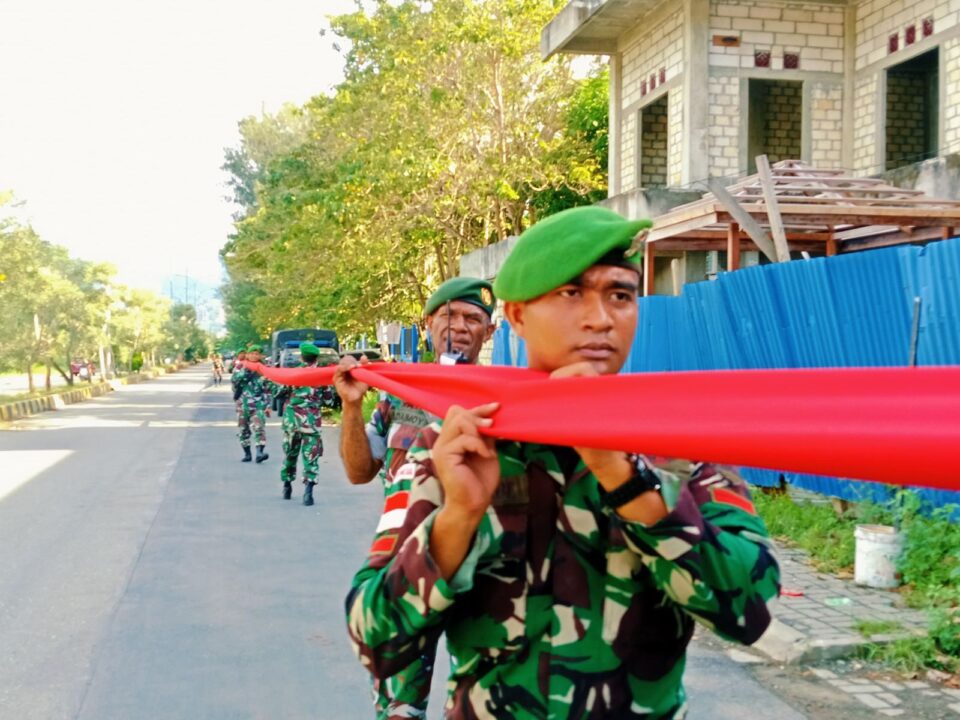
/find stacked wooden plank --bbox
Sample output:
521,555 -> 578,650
644,159 -> 960,294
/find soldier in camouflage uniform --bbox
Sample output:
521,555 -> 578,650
276,342 -> 326,504
233,344 -> 272,464
335,277 -> 496,720
231,350 -> 249,453
345,207 -> 781,719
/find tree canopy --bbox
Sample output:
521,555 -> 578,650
220,0 -> 608,342
0,193 -> 213,389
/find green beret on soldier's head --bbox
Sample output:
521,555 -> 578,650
424,276 -> 496,318
299,342 -> 320,358
492,206 -> 653,302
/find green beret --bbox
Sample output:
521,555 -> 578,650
299,342 -> 320,358
246,344 -> 263,353
424,276 -> 495,317
493,206 -> 652,302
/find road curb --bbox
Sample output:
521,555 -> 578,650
751,617 -> 926,665
0,363 -> 191,421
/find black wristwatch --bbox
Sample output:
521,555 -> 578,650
600,454 -> 662,509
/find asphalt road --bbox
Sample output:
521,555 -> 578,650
0,364 -> 807,719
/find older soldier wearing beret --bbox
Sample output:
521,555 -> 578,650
276,342 -> 327,504
336,276 -> 495,720
346,206 -> 781,719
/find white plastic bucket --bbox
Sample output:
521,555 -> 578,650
854,524 -> 903,589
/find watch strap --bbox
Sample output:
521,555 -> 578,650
600,455 -> 663,509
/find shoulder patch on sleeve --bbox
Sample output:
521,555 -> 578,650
369,532 -> 399,556
710,486 -> 757,515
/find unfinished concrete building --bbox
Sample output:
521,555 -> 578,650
541,0 -> 960,292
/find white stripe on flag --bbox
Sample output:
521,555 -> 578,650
376,508 -> 408,533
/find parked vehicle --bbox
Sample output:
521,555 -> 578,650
340,348 -> 383,362
269,328 -> 338,366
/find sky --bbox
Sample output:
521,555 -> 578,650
0,0 -> 356,297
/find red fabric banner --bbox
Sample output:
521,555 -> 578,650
246,362 -> 960,491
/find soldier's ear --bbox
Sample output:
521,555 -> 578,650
503,302 -> 526,339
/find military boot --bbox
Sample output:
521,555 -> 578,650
302,481 -> 315,507
241,446 -> 252,462
282,482 -> 292,500
255,445 -> 269,463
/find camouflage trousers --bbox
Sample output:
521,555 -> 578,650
237,407 -> 267,447
281,428 -> 323,484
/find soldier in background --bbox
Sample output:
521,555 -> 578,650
277,342 -> 325,504
335,277 -> 495,720
345,207 -> 781,718
231,349 -> 249,453
234,345 -> 272,464
212,354 -> 224,386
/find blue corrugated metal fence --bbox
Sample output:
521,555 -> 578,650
491,238 -> 960,510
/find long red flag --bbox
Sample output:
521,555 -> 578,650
246,362 -> 960,491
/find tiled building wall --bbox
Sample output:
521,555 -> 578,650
621,9 -> 684,109
853,73 -> 880,173
886,71 -> 933,168
854,0 -> 956,71
668,90 -> 684,185
710,0 -> 844,72
621,112 -> 638,191
944,38 -> 960,154
640,96 -> 669,186
755,81 -> 803,161
620,7 -> 684,192
708,75 -> 741,175
810,82 -> 844,166
851,0 -> 960,175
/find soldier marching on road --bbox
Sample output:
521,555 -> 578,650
233,344 -> 272,464
276,342 -> 326,505
345,207 -> 781,719
335,277 -> 496,720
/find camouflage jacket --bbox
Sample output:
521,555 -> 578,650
346,424 -> 781,719
233,368 -> 272,412
357,396 -> 438,718
278,364 -> 324,434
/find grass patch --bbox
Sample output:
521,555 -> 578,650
756,489 -> 960,673
855,619 -> 904,637
859,635 -> 946,673
754,491 -> 870,573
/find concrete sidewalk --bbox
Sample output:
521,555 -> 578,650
753,545 -> 927,663
752,544 -> 928,665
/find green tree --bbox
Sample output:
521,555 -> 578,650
220,0 -> 609,340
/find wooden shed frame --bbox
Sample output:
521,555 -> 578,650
644,159 -> 960,296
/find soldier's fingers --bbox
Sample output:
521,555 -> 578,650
549,362 -> 598,380
441,409 -> 488,440
466,402 -> 499,424
338,356 -> 359,372
441,433 -> 495,461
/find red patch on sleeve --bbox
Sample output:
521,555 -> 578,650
711,486 -> 757,515
369,533 -> 398,555
382,491 -> 409,514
